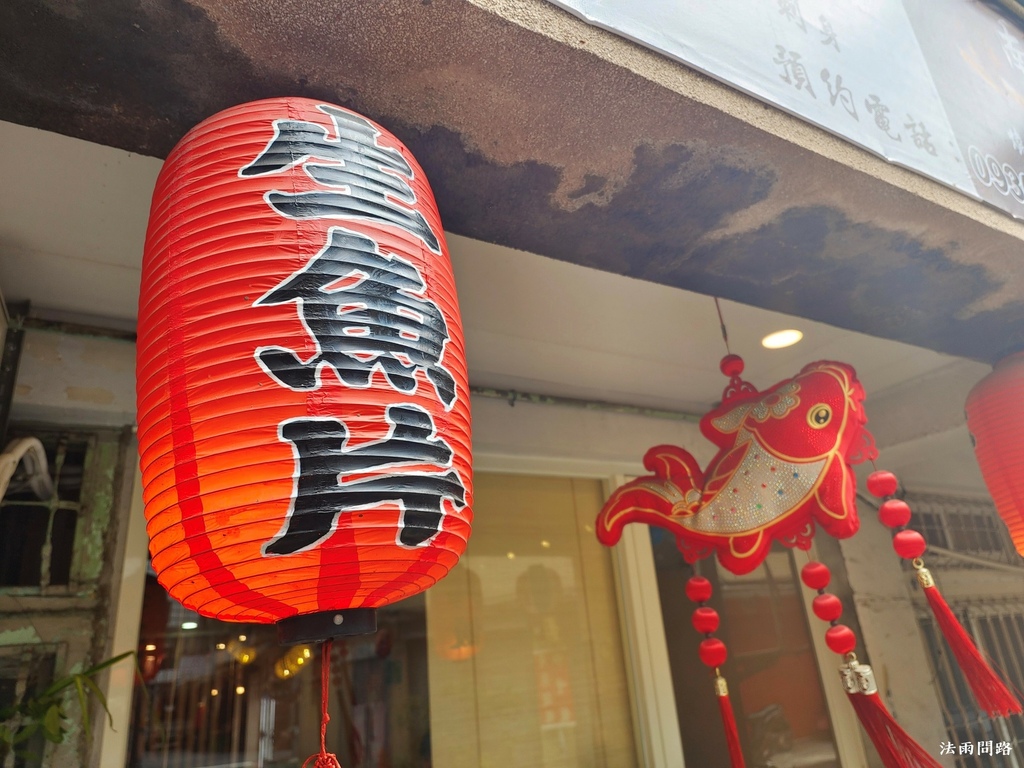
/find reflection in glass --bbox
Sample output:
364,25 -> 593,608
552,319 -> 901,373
427,474 -> 637,768
652,531 -> 840,768
129,575 -> 430,768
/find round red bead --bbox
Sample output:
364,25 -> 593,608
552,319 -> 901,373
699,637 -> 728,668
800,561 -> 831,590
866,471 -> 899,498
878,499 -> 912,528
685,576 -> 713,603
692,606 -> 720,634
893,529 -> 927,559
825,625 -> 857,655
812,594 -> 843,622
720,354 -> 745,377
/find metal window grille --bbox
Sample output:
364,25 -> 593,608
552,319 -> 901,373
908,493 -> 1023,566
919,605 -> 1024,768
0,644 -> 58,768
907,493 -> 1024,768
0,432 -> 91,589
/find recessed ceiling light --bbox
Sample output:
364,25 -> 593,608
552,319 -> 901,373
181,621 -> 198,630
761,329 -> 804,349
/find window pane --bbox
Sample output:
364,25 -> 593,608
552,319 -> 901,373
652,531 -> 840,768
427,473 -> 637,768
129,576 -> 430,768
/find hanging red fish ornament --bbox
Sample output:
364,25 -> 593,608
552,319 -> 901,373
137,98 -> 472,642
597,354 -> 875,574
597,347 -> 1019,767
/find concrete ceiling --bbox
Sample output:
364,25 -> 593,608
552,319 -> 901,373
2,0 -> 1024,365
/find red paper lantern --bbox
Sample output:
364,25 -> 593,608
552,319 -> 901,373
137,98 -> 472,640
966,352 -> 1024,556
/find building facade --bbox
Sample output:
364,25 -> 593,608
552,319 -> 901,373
3,1 -> 1024,766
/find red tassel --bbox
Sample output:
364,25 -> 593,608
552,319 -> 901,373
843,663 -> 943,768
714,675 -> 746,768
869,471 -> 1023,719
920,573 -> 1021,717
302,640 -> 344,768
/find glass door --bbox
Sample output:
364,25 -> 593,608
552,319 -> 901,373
651,531 -> 840,768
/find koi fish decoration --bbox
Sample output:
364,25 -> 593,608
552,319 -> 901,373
596,355 -> 877,574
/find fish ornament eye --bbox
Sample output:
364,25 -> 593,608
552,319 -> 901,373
808,404 -> 833,429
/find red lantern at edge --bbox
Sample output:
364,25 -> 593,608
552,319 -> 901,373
136,97 -> 473,642
966,351 -> 1024,556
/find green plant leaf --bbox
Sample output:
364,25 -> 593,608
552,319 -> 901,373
42,705 -> 63,743
77,673 -> 112,727
1,649 -> 136,753
73,676 -> 91,738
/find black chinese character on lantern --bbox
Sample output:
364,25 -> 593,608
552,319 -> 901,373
263,405 -> 467,555
241,105 -> 440,254
254,227 -> 457,408
246,105 -> 465,558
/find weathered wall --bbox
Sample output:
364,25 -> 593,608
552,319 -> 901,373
12,329 -> 136,428
0,426 -> 132,766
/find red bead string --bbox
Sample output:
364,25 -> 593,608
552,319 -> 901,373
864,471 -> 927,559
799,558 -> 944,768
799,561 -> 857,656
302,639 -> 343,768
686,575 -> 745,768
686,576 -> 728,667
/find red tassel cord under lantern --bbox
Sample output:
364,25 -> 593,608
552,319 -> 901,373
687,576 -> 746,768
800,562 -> 942,768
303,640 -> 343,768
867,472 -> 1021,718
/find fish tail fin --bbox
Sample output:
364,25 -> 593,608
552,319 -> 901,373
643,445 -> 705,493
595,446 -> 705,547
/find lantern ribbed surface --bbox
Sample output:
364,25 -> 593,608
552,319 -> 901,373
137,98 -> 472,623
966,352 -> 1024,556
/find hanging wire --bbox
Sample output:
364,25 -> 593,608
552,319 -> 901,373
714,297 -> 731,355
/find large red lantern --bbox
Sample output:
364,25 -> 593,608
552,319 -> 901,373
966,351 -> 1024,556
137,98 -> 472,643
